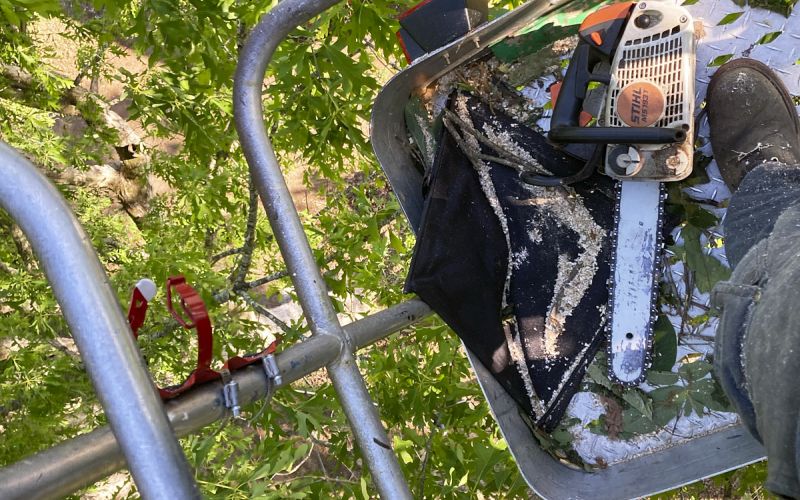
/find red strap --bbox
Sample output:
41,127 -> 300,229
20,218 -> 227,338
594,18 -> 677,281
166,276 -> 214,370
126,275 -> 282,400
160,276 -> 220,399
127,287 -> 149,339
224,339 -> 279,372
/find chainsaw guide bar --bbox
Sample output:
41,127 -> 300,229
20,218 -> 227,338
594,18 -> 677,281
607,180 -> 666,385
547,0 -> 695,384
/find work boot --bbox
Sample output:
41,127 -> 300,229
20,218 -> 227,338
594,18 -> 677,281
706,58 -> 800,191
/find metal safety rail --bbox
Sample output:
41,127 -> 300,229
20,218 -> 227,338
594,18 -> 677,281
0,0 -> 434,497
0,135 -> 432,498
233,0 -> 416,498
0,143 -> 199,499
0,299 -> 430,498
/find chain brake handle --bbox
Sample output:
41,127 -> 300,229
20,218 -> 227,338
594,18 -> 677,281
548,2 -> 684,145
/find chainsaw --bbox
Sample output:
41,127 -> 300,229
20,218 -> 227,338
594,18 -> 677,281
548,1 -> 696,384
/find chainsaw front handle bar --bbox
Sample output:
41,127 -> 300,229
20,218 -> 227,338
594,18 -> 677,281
233,1 -> 413,498
549,42 -> 685,145
0,142 -> 200,499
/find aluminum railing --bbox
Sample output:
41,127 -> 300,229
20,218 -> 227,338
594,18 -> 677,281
0,142 -> 199,499
0,299 -> 430,498
0,0 -> 443,497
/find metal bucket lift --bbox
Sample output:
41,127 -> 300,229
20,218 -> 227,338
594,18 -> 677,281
3,0 -> 799,497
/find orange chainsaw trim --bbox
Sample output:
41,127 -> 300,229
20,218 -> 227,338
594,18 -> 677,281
549,81 -> 595,127
579,2 -> 636,35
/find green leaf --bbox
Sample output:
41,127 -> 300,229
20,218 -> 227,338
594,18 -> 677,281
651,316 -> 678,371
689,378 -> 730,412
708,54 -> 734,67
622,389 -> 652,419
717,11 -> 744,25
586,361 -> 613,389
682,225 -> 731,292
647,370 -> 680,386
687,206 -> 719,230
622,408 -> 657,435
679,359 -> 713,382
757,31 -> 783,45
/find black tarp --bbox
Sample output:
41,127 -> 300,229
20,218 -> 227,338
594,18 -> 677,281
406,92 -> 615,430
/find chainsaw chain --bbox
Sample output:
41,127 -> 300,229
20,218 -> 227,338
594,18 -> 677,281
605,180 -> 667,386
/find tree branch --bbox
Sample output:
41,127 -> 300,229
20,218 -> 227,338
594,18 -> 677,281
0,259 -> 18,275
236,290 -> 291,334
243,270 -> 290,291
1,63 -> 142,148
211,246 -> 242,264
416,428 -> 436,498
229,179 -> 259,286
1,221 -> 36,272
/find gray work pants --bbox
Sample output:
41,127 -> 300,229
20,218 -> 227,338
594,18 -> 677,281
713,162 -> 800,499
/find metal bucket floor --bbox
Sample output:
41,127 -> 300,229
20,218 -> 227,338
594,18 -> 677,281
370,0 -> 800,496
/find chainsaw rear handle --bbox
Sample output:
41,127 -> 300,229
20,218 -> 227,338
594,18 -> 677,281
548,2 -> 685,146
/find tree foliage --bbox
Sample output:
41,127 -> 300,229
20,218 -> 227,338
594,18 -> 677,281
0,0 -> 529,498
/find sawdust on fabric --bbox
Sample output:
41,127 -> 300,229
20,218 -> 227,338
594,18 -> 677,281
476,114 -> 605,360
454,94 -> 541,410
510,182 -> 606,359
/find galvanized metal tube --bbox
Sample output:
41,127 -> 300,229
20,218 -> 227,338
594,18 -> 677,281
0,300 -> 431,499
235,0 -> 344,339
233,1 -> 412,498
0,142 -> 199,499
346,298 -> 431,347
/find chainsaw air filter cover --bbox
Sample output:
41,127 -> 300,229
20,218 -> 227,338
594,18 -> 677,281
603,2 -> 696,181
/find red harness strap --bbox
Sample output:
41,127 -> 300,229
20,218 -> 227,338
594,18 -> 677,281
158,276 -> 222,399
126,275 -> 281,400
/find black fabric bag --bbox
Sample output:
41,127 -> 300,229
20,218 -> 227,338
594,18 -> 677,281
406,92 -> 615,430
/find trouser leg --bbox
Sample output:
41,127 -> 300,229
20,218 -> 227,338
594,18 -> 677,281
714,162 -> 800,498
722,162 -> 800,268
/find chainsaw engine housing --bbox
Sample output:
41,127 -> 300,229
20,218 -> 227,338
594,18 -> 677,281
603,2 -> 696,181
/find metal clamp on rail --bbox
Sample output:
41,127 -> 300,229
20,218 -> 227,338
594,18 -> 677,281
221,367 -> 242,418
262,353 -> 282,386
